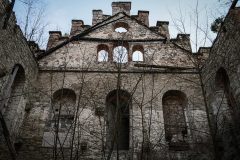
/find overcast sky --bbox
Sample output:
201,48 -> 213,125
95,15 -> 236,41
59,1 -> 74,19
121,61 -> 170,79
13,0 -> 233,51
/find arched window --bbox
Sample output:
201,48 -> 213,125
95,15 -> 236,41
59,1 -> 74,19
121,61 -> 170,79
162,90 -> 189,150
213,68 -> 237,120
113,46 -> 128,63
212,68 -> 238,158
98,50 -> 108,62
106,89 -> 131,150
3,65 -> 25,137
42,88 -> 76,147
97,44 -> 109,62
132,45 -> 144,62
114,22 -> 129,33
132,51 -> 143,62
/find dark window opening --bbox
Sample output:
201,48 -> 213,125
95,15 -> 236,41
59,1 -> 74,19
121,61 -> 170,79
106,89 -> 131,150
213,68 -> 238,157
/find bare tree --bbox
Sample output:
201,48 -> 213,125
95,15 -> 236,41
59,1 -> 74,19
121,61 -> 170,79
17,0 -> 48,48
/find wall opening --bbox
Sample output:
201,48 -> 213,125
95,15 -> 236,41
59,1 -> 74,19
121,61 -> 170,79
132,45 -> 144,62
114,22 -> 129,33
106,89 -> 131,150
162,90 -> 189,150
97,44 -> 109,62
42,88 -> 76,147
113,46 -> 128,63
4,64 -> 26,138
213,68 -> 239,157
213,67 -> 237,120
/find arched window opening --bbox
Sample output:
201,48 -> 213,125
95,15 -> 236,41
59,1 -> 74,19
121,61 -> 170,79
106,89 -> 131,150
132,45 -> 144,62
113,46 -> 128,63
215,68 -> 230,91
98,50 -> 108,62
97,44 -> 109,62
213,68 -> 236,118
114,22 -> 129,33
115,27 -> 127,33
132,51 -> 143,62
162,90 -> 189,150
213,68 -> 238,157
8,65 -> 26,106
4,64 -> 25,137
42,88 -> 76,147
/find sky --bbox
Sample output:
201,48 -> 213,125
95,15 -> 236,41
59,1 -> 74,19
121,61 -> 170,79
13,0 -> 234,51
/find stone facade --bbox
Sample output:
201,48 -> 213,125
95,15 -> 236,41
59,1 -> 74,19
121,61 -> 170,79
0,1 -> 239,160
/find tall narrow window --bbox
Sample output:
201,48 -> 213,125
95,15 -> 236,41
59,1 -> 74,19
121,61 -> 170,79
162,90 -> 189,150
214,68 -> 235,116
106,89 -> 131,150
113,46 -> 128,63
98,50 -> 108,62
42,89 -> 76,147
132,45 -> 144,62
213,68 -> 238,157
4,65 -> 25,138
97,44 -> 109,62
132,51 -> 143,62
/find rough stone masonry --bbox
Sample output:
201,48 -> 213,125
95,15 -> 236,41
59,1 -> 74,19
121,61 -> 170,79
0,1 -> 240,160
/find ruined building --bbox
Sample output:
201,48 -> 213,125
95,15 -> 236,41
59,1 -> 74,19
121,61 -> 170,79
0,1 -> 240,160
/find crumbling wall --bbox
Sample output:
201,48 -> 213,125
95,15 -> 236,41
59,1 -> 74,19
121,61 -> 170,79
0,1 -> 213,160
0,0 -> 38,159
202,7 -> 240,160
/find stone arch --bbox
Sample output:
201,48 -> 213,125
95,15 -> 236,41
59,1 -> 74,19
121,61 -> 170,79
97,44 -> 109,62
114,22 -> 129,33
106,89 -> 131,150
132,45 -> 144,62
162,90 -> 189,150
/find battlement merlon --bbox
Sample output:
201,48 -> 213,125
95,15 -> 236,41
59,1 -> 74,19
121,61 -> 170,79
71,19 -> 84,35
112,1 -> 131,15
92,10 -> 103,26
47,31 -> 62,50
